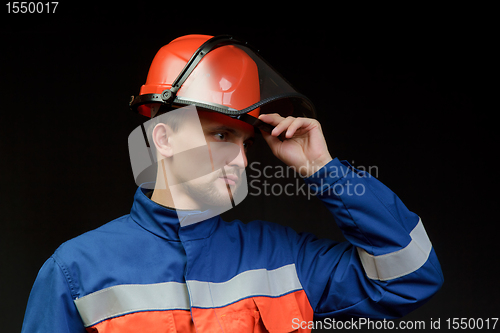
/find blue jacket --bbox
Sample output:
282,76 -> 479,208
21,158 -> 443,332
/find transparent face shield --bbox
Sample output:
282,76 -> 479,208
130,35 -> 316,131
128,105 -> 249,225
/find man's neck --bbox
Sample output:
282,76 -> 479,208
150,187 -> 203,211
151,188 -> 175,209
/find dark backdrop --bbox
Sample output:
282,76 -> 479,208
1,4 -> 497,332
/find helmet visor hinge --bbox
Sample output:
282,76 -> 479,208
161,89 -> 176,104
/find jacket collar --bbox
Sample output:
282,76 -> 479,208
130,187 -> 221,241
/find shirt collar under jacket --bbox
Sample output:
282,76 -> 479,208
130,186 -> 221,241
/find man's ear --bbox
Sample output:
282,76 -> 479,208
152,123 -> 174,158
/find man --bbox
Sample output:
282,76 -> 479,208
22,34 -> 443,332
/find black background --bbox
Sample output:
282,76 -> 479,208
1,4 -> 497,332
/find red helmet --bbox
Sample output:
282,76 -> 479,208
130,35 -> 315,129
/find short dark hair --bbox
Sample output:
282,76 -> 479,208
145,104 -> 192,145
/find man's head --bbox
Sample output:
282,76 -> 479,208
128,34 -> 316,216
151,107 -> 254,210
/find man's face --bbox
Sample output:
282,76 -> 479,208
166,110 -> 255,210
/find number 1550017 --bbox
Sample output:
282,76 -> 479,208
445,318 -> 498,330
6,2 -> 58,13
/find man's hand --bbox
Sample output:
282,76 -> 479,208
258,114 -> 333,178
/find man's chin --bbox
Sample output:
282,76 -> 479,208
180,179 -> 241,209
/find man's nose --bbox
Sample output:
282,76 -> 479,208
227,145 -> 247,169
208,142 -> 246,171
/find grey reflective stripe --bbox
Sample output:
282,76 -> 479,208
357,218 -> 432,281
74,282 -> 190,327
187,264 -> 302,308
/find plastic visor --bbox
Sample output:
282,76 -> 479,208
128,105 -> 248,225
170,43 -> 315,118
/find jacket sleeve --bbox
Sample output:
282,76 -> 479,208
294,158 -> 443,319
22,256 -> 86,333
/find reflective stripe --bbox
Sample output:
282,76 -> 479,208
187,264 -> 303,308
74,282 -> 190,327
357,218 -> 432,281
74,264 -> 302,327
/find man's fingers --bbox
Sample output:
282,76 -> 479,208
259,114 -> 299,137
271,117 -> 296,137
259,128 -> 282,154
259,114 -> 311,139
258,113 -> 284,127
283,117 -> 308,138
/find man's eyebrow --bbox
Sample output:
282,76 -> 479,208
210,125 -> 237,134
210,125 -> 255,141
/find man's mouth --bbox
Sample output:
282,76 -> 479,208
219,173 -> 239,186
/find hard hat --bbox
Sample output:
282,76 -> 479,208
129,34 -> 316,132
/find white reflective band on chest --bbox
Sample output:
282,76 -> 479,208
74,282 -> 190,327
357,218 -> 432,281
187,263 -> 303,308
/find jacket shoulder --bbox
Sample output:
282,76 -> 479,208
52,215 -> 135,262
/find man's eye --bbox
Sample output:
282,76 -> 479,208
215,133 -> 225,140
243,141 -> 253,151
